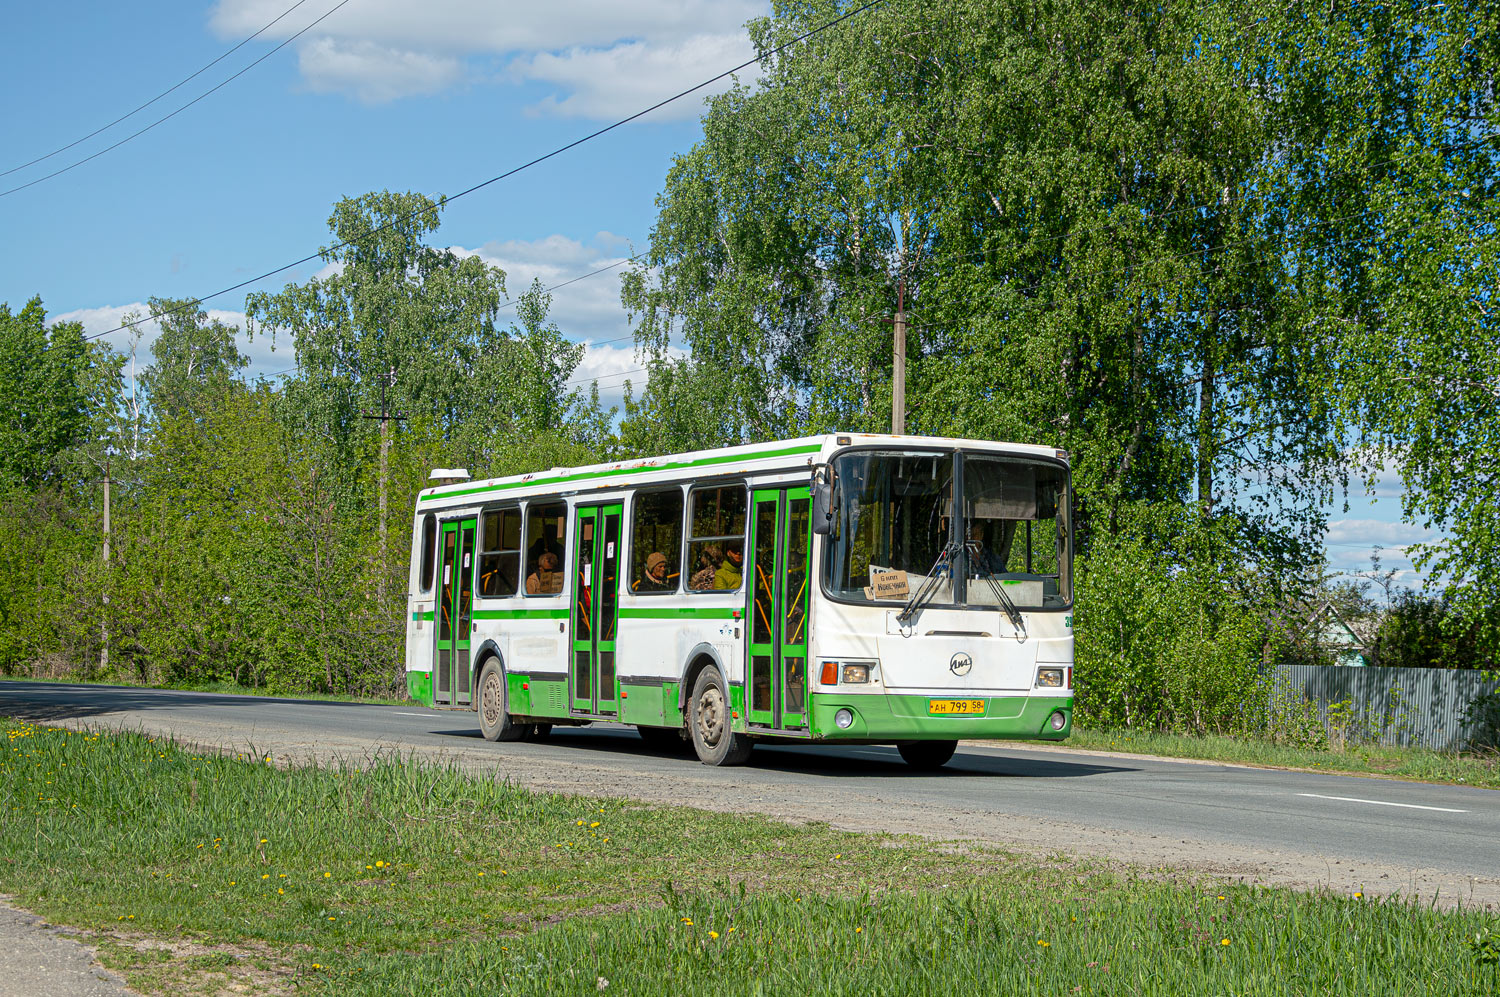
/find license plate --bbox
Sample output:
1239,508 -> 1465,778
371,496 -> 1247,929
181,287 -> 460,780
929,698 -> 985,715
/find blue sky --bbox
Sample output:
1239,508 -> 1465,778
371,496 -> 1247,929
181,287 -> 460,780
0,0 -> 1435,597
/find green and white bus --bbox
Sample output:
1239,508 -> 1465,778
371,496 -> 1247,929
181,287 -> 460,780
404,434 -> 1074,768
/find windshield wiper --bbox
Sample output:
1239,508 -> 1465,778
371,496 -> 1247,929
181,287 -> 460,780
897,540 -> 960,627
967,542 -> 1028,642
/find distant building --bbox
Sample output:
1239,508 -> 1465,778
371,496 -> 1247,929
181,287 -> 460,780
1306,601 -> 1371,667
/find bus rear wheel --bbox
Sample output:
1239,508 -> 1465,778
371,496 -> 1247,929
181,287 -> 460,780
689,667 -> 753,766
477,659 -> 530,742
897,740 -> 957,770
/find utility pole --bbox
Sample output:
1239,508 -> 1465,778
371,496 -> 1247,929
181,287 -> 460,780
362,369 -> 406,603
891,275 -> 907,434
100,454 -> 110,673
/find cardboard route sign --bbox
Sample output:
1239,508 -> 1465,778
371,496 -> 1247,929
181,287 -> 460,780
865,566 -> 910,601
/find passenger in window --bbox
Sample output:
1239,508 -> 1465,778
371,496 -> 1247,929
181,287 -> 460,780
527,551 -> 564,594
714,539 -> 744,590
689,543 -> 722,590
641,551 -> 671,591
965,521 -> 999,576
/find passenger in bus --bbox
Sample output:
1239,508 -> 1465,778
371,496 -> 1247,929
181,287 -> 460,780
688,543 -> 722,590
526,551 -> 564,594
641,551 -> 671,591
713,540 -> 744,590
966,521 -> 1006,576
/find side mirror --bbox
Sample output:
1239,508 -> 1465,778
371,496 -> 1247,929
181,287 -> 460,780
811,466 -> 834,535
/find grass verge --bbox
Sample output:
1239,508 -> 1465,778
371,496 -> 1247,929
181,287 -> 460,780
1,674 -> 406,706
1,718 -> 1496,995
1054,728 -> 1500,790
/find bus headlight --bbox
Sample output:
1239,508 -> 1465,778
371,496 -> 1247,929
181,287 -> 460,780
1036,667 -> 1064,689
835,708 -> 855,729
841,663 -> 871,684
1049,710 -> 1067,731
820,660 -> 878,685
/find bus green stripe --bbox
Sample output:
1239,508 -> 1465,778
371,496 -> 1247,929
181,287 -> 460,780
472,608 -> 570,620
617,606 -> 740,620
417,442 -> 823,506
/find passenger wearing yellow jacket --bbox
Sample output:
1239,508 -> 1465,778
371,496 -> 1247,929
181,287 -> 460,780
714,540 -> 744,589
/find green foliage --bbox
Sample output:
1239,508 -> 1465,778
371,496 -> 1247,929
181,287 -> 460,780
137,297 -> 248,425
1073,506 -> 1274,733
0,297 -> 121,489
1368,591 -> 1499,671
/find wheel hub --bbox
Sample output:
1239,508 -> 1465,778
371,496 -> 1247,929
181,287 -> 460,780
696,686 -> 725,746
481,673 -> 502,726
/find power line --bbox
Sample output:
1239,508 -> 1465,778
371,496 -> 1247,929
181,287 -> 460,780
1,0 -> 317,179
1,0 -> 353,200
83,0 -> 891,343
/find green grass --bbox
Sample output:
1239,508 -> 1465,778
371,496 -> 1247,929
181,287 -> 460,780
1056,728 -> 1500,790
1,718 -> 1496,995
2,673 -> 407,706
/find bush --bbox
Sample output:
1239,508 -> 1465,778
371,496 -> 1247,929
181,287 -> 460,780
1369,590 -> 1498,670
1073,508 -> 1275,734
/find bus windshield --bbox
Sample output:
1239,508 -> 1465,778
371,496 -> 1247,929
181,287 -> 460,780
824,450 -> 1071,611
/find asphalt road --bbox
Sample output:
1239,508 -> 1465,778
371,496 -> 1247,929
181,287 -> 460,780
3,680 -> 1497,908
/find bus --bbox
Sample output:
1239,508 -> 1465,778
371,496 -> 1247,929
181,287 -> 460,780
404,434 -> 1074,768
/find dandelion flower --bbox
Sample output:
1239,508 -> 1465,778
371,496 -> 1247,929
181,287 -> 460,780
324,872 -> 331,879
260,838 -> 268,843
1037,939 -> 1049,947
262,874 -> 270,880
709,931 -> 719,939
1221,938 -> 1231,946
856,927 -> 863,934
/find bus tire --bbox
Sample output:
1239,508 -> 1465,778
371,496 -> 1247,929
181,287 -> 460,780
477,659 -> 530,742
688,667 -> 753,766
897,740 -> 957,770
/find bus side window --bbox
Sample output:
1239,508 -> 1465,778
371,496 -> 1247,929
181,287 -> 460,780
630,488 -> 684,594
686,485 -> 747,591
523,501 -> 567,595
478,507 -> 522,598
418,514 -> 436,593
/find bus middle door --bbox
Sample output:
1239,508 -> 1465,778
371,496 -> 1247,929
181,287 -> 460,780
569,503 -> 622,716
435,516 -> 476,708
746,487 -> 811,731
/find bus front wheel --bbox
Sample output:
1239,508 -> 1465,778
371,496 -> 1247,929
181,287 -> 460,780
689,668 -> 753,766
477,659 -> 530,742
897,740 -> 957,770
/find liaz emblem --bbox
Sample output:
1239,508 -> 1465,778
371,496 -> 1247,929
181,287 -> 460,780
949,652 -> 973,676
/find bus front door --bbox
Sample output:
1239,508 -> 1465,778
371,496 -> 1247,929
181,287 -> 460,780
435,516 -> 476,708
746,487 -> 811,731
569,503 -> 623,716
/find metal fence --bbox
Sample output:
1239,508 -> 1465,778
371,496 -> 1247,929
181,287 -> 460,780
1274,664 -> 1500,751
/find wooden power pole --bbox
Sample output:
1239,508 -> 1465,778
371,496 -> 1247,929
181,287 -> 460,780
362,369 -> 406,603
892,275 -> 907,434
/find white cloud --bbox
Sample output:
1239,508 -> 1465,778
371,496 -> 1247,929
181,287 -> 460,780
209,0 -> 767,112
52,303 -> 291,387
451,232 -> 664,409
515,34 -> 759,121
296,38 -> 465,103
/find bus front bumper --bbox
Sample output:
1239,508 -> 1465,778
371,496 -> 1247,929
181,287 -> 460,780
808,693 -> 1072,741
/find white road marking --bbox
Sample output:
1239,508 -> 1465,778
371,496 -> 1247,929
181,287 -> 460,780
392,711 -> 445,718
1298,793 -> 1468,813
